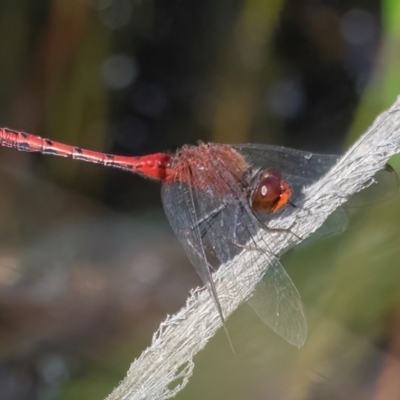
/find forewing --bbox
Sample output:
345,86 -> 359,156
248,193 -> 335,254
233,143 -> 398,206
232,143 -> 339,203
232,143 -> 345,233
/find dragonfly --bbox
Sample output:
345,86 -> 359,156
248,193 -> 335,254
0,127 -> 392,348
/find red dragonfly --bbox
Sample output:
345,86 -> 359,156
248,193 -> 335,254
0,128 -> 364,347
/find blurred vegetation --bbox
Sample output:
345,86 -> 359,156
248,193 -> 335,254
0,1 -> 399,399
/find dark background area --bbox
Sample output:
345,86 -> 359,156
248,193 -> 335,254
0,0 -> 382,211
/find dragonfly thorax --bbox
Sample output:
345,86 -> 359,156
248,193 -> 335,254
165,143 -> 250,195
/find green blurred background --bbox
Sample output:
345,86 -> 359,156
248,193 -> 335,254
0,1 -> 399,399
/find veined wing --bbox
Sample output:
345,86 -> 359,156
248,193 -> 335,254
248,260 -> 307,347
161,147 -> 307,347
161,178 -> 226,324
232,143 -> 339,205
233,143 -> 398,207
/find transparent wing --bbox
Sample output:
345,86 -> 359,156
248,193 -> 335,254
233,143 -> 398,207
248,260 -> 307,348
161,146 -> 308,346
232,143 -> 339,201
347,164 -> 399,207
161,179 -> 227,322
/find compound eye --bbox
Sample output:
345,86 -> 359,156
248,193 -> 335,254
250,170 -> 292,213
257,176 -> 281,202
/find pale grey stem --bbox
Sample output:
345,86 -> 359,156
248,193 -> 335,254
105,97 -> 400,400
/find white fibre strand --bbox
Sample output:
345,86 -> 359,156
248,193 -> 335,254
105,97 -> 400,400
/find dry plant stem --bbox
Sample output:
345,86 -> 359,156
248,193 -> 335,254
105,97 -> 400,400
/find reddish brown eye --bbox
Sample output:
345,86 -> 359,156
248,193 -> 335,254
258,176 -> 281,201
251,172 -> 292,213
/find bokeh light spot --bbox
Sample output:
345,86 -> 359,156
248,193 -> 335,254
101,54 -> 139,90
